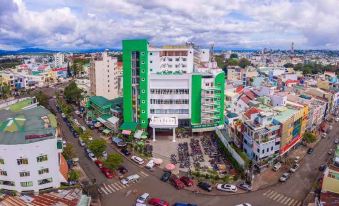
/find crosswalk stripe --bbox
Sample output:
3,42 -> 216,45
100,187 -> 109,195
276,195 -> 285,203
263,190 -> 274,197
111,183 -> 120,191
263,190 -> 271,196
293,201 -> 301,206
140,171 -> 149,177
279,196 -> 288,204
120,183 -> 127,188
288,199 -> 296,206
113,182 -> 123,190
283,197 -> 291,205
273,193 -> 282,201
267,191 -> 278,199
107,184 -> 116,192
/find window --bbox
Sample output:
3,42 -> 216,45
20,181 -> 33,187
150,52 -> 153,55
142,100 -> 145,104
38,168 -> 49,175
17,158 -> 28,165
142,110 -> 145,113
141,90 -> 145,93
38,178 -> 53,185
142,70 -> 145,73
0,159 -> 4,164
0,171 -> 7,176
0,180 -> 15,186
141,120 -> 145,123
141,78 -> 145,81
37,155 -> 48,162
141,52 -> 145,55
150,60 -> 153,63
20,171 -> 30,177
141,61 -> 145,64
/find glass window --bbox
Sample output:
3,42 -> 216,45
38,168 -> 49,175
0,171 -> 7,176
0,180 -> 15,186
19,171 -> 30,177
38,178 -> 53,185
0,159 -> 4,164
17,158 -> 28,165
37,155 -> 48,162
20,181 -> 33,187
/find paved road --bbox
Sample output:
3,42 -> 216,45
41,86 -> 337,206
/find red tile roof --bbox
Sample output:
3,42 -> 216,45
244,90 -> 256,100
244,107 -> 262,119
52,67 -> 67,72
285,79 -> 298,86
240,96 -> 251,104
59,154 -> 69,181
235,86 -> 244,93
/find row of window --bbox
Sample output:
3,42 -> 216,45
0,178 -> 53,187
0,168 -> 49,177
150,89 -> 189,95
150,109 -> 189,114
15,155 -> 48,165
150,99 -> 189,105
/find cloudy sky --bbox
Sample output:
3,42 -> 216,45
0,0 -> 339,50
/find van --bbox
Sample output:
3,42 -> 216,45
121,174 -> 140,185
145,160 -> 155,169
273,162 -> 282,171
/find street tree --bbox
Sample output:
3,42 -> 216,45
62,143 -> 76,160
0,82 -> 11,99
35,91 -> 49,108
239,58 -> 251,68
68,169 -> 80,181
80,130 -> 92,144
104,153 -> 123,170
303,132 -> 316,144
226,58 -> 239,66
64,81 -> 83,104
230,53 -> 238,59
88,139 -> 107,158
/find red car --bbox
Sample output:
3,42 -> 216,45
100,167 -> 114,179
180,176 -> 193,187
170,176 -> 185,190
95,160 -> 103,168
148,198 -> 169,206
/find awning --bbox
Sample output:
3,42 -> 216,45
122,130 -> 131,135
134,130 -> 143,139
103,129 -> 111,134
97,117 -> 106,124
120,122 -> 138,131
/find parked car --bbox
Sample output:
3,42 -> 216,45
307,148 -> 314,154
170,175 -> 185,190
78,139 -> 85,147
145,159 -> 155,169
279,173 -> 290,182
112,137 -> 127,147
237,183 -> 252,191
180,176 -> 193,187
148,198 -> 169,206
121,148 -> 131,156
121,174 -> 140,185
319,164 -> 327,172
335,117 -> 339,122
235,203 -> 252,206
173,203 -> 197,206
95,160 -> 103,168
197,182 -> 212,192
216,184 -> 237,192
294,156 -> 300,163
102,151 -> 108,159
161,171 -> 172,182
131,156 -> 144,165
75,110 -> 80,115
118,166 -> 128,174
101,167 -> 114,179
335,139 -> 339,144
88,152 -> 97,161
321,133 -> 327,138
273,162 -> 282,171
137,193 -> 149,204
61,113 -> 66,118
290,164 -> 300,173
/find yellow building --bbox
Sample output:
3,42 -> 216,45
322,146 -> 339,194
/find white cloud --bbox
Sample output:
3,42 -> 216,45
0,0 -> 338,49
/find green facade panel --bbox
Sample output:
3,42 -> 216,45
214,72 -> 225,125
191,75 -> 202,125
122,39 -> 148,129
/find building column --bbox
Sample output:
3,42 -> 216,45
153,127 -> 156,142
172,128 -> 176,142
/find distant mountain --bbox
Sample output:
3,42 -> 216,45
0,48 -> 57,55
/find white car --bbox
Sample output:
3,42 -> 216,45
131,156 -> 144,165
136,193 -> 149,204
322,133 -> 327,138
216,184 -> 237,192
61,113 -> 66,118
145,159 -> 155,169
79,139 -> 85,147
279,173 -> 290,182
294,156 -> 300,163
121,174 -> 140,185
88,152 -> 97,161
289,164 -> 300,173
102,151 -> 108,159
336,117 -> 339,122
235,204 -> 252,206
335,139 -> 339,144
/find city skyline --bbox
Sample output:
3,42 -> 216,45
1,0 -> 339,50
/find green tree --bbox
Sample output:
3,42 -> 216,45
303,132 -> 316,144
104,153 -> 123,170
80,130 -> 92,144
226,58 -> 239,66
35,91 -> 49,108
64,81 -> 83,104
215,55 -> 226,69
88,139 -> 107,158
283,63 -> 294,68
239,58 -> 251,68
68,169 -> 80,181
62,143 -> 76,160
0,82 -> 11,99
230,53 -> 238,59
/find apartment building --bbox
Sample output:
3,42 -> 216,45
0,98 -> 66,193
89,50 -> 122,100
122,39 -> 224,141
53,53 -> 64,68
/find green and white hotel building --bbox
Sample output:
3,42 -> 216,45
122,39 -> 225,141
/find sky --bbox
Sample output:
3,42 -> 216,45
0,0 -> 339,50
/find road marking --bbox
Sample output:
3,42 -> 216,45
273,193 -> 282,201
103,184 -> 112,193
276,194 -> 285,203
263,190 -> 274,197
288,199 -> 296,206
113,182 -> 123,190
263,190 -> 271,196
280,196 -> 289,205
140,171 -> 149,177
111,183 -> 120,191
267,191 -> 278,199
100,187 -> 109,195
106,184 -> 116,192
292,201 -> 301,206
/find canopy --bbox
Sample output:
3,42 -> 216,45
165,163 -> 176,171
122,130 -> 131,135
